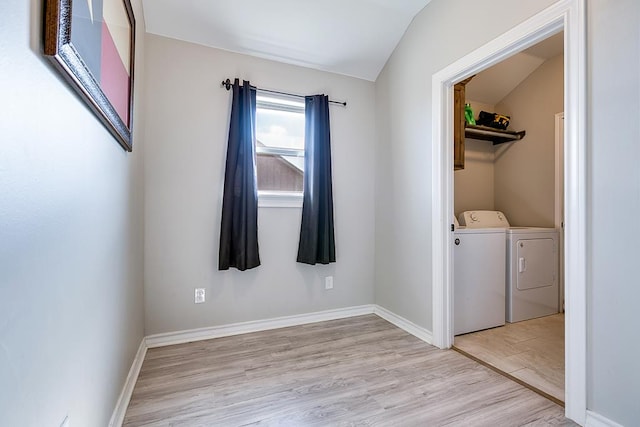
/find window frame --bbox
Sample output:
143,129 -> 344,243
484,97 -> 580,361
255,91 -> 305,208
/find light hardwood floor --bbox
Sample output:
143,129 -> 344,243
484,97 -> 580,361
124,315 -> 574,426
454,314 -> 565,403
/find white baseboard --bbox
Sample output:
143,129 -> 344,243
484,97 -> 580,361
586,410 -> 624,427
146,305 -> 376,348
109,338 -> 147,427
373,305 -> 433,344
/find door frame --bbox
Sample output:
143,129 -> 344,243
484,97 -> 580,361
430,0 -> 586,424
555,112 -> 565,311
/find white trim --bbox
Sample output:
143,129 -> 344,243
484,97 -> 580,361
108,339 -> 147,427
555,112 -> 565,230
373,305 -> 433,344
563,1 -> 588,423
586,411 -> 624,427
256,146 -> 304,158
258,191 -> 303,208
430,0 -> 586,424
555,112 -> 565,312
146,305 -> 375,348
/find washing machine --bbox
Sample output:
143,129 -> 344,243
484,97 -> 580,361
458,210 -> 560,323
453,224 -> 506,335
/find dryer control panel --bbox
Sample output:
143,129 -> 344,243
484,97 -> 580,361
458,210 -> 511,228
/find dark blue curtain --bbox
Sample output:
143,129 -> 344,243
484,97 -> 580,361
297,95 -> 336,265
219,79 -> 260,271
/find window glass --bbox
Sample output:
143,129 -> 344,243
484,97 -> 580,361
256,93 -> 305,194
256,153 -> 304,192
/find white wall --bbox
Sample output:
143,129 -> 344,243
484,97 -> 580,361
454,139 -> 495,216
495,54 -> 563,227
375,0 -> 640,424
587,0 -> 640,424
374,0 -> 557,329
454,100 -> 496,216
0,0 -> 146,426
143,35 -> 376,335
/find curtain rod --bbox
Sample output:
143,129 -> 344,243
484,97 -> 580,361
221,78 -> 347,107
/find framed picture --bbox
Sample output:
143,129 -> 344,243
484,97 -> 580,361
44,0 -> 136,151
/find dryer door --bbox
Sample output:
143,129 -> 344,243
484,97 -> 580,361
516,238 -> 557,290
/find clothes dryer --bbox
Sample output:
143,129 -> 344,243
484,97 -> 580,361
505,227 -> 559,322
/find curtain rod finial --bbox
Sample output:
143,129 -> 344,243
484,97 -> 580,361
222,78 -> 232,90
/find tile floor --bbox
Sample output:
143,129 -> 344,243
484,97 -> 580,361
454,313 -> 564,402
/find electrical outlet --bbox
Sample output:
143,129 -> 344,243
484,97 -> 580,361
195,288 -> 206,304
325,276 -> 334,290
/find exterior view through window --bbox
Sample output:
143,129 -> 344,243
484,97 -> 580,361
255,92 -> 305,194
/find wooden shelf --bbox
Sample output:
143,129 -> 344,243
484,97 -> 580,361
465,125 -> 526,145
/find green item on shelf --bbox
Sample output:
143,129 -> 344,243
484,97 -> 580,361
464,103 -> 476,125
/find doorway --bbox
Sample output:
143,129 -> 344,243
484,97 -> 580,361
451,34 -> 565,403
429,0 -> 586,424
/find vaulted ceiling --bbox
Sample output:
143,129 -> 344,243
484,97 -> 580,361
141,0 -> 563,97
141,0 -> 432,81
466,32 -> 564,105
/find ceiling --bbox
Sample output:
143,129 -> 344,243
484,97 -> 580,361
141,0 -> 432,81
466,32 -> 564,105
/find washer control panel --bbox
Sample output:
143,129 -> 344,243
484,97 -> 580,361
458,210 -> 511,228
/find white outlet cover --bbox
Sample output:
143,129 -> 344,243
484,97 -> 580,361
195,288 -> 206,303
325,276 -> 334,289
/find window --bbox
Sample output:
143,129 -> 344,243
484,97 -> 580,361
255,92 -> 305,206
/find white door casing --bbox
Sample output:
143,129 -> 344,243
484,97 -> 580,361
430,0 -> 586,424
556,112 -> 565,311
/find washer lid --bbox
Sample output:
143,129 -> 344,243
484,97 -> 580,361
458,210 -> 510,228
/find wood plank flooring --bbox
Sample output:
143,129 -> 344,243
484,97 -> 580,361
454,314 -> 565,403
123,315 -> 574,426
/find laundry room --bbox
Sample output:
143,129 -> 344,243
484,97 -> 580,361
451,32 -> 566,403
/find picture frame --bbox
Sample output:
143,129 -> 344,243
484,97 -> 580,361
44,0 -> 136,151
